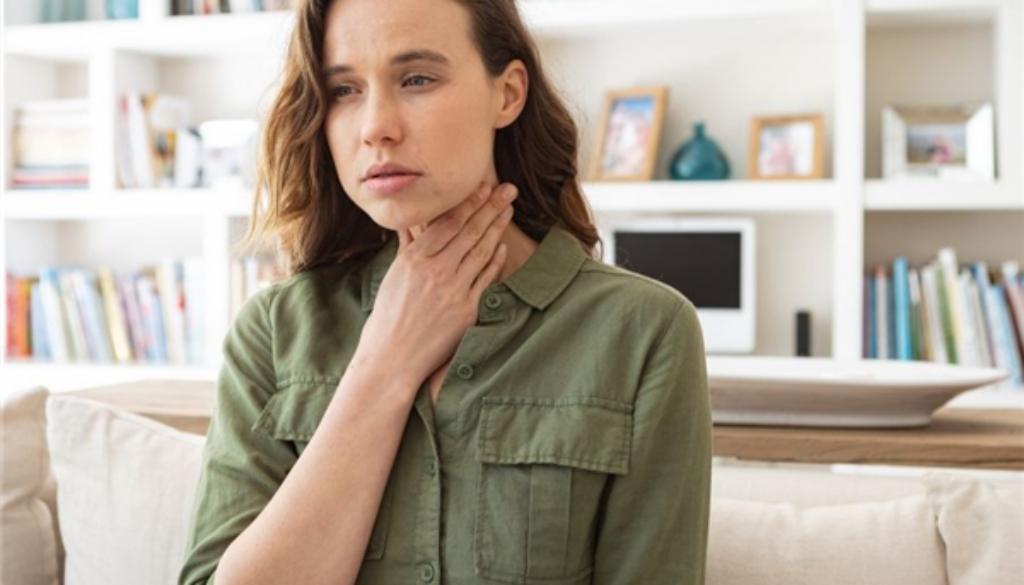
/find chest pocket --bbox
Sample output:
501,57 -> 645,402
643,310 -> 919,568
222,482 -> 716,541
252,382 -> 393,561
474,395 -> 633,584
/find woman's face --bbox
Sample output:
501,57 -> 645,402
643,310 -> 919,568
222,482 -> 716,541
322,0 -> 525,232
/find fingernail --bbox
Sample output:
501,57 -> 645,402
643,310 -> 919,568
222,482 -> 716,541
502,186 -> 517,201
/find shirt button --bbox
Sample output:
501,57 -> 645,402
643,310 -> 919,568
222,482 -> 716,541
418,562 -> 435,582
456,363 -> 474,379
484,293 -> 502,309
427,460 -> 437,476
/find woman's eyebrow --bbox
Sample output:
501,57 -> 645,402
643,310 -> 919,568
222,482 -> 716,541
323,49 -> 451,76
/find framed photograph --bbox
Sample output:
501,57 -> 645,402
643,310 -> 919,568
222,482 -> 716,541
748,113 -> 825,180
882,103 -> 994,181
588,86 -> 668,181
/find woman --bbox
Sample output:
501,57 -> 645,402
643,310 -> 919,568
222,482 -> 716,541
178,0 -> 712,583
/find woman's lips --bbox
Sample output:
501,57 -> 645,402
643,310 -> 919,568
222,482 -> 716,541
364,173 -> 421,195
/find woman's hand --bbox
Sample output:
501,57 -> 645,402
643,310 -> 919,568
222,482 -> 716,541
355,181 -> 518,392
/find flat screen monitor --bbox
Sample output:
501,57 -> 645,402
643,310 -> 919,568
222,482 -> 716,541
600,217 -> 756,353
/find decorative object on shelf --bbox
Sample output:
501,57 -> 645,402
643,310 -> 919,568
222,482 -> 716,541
42,0 -> 86,22
748,113 -> 824,180
198,119 -> 260,189
170,0 -> 293,16
116,91 -> 192,188
882,103 -> 995,181
588,85 -> 668,181
105,0 -> 138,20
669,121 -> 729,180
706,355 -> 1009,428
796,310 -> 811,357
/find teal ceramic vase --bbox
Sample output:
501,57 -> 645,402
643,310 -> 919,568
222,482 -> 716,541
669,121 -> 730,180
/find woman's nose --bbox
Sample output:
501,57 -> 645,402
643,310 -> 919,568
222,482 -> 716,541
361,90 -> 404,146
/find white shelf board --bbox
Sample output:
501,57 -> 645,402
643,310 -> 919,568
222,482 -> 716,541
864,180 -> 1024,211
3,187 -> 250,219
521,0 -> 828,36
583,180 -> 837,214
2,360 -> 220,394
4,0 -> 830,61
865,0 -> 1002,29
3,11 -> 293,61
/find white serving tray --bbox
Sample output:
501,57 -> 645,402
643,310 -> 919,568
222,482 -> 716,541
706,356 -> 1010,428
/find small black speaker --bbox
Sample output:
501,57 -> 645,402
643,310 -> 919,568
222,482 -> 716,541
796,310 -> 811,357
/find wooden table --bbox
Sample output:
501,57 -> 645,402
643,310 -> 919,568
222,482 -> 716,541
715,407 -> 1024,471
66,380 -> 1024,471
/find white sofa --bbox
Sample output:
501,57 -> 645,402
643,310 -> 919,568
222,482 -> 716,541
2,385 -> 1022,585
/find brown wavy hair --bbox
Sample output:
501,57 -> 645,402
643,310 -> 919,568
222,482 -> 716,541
235,0 -> 603,276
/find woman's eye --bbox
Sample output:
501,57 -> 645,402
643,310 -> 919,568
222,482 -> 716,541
331,86 -> 355,99
404,74 -> 434,88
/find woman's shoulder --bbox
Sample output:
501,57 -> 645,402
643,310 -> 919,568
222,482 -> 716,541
573,256 -> 697,320
234,260 -> 367,328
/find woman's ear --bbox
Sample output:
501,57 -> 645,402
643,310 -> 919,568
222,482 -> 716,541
493,59 -> 528,130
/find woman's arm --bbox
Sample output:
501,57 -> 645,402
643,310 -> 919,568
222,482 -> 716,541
178,289 -> 417,585
591,299 -> 714,584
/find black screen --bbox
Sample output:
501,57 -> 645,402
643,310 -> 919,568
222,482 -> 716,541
613,231 -> 742,309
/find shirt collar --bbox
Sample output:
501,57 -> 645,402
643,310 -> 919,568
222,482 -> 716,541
361,224 -> 588,313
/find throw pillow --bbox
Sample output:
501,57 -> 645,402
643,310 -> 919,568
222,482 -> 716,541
924,472 -> 1024,585
46,394 -> 206,585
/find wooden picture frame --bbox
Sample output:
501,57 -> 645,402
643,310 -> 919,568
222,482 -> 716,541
748,113 -> 825,180
588,85 -> 668,181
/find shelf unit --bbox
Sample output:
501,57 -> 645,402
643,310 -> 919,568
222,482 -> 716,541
3,0 -> 1022,399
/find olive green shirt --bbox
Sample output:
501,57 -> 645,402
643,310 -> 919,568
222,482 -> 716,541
179,224 -> 712,585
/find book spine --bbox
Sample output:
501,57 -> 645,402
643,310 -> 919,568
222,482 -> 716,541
893,256 -> 911,360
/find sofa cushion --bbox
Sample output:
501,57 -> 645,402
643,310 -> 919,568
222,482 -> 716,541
711,461 -> 926,506
1,385 -> 63,585
45,394 -> 206,585
706,493 -> 947,585
925,472 -> 1024,585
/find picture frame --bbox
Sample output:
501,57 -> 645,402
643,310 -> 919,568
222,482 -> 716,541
881,103 -> 994,181
748,113 -> 825,180
588,85 -> 668,181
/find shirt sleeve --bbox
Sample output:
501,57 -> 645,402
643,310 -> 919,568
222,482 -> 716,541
178,287 -> 296,585
591,299 -> 713,585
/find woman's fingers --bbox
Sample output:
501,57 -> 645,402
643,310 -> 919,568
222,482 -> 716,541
456,199 -> 513,286
441,183 -> 516,267
471,242 -> 508,298
406,182 -> 494,258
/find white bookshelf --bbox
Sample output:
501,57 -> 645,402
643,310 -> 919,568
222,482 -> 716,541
3,0 -> 1023,401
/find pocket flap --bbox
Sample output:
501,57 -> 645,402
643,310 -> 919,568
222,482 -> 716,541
252,383 -> 337,441
477,396 -> 633,475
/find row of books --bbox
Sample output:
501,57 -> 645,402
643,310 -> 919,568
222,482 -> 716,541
11,98 -> 90,189
5,259 -> 204,365
863,250 -> 1024,390
172,0 -> 291,15
116,91 -> 260,189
